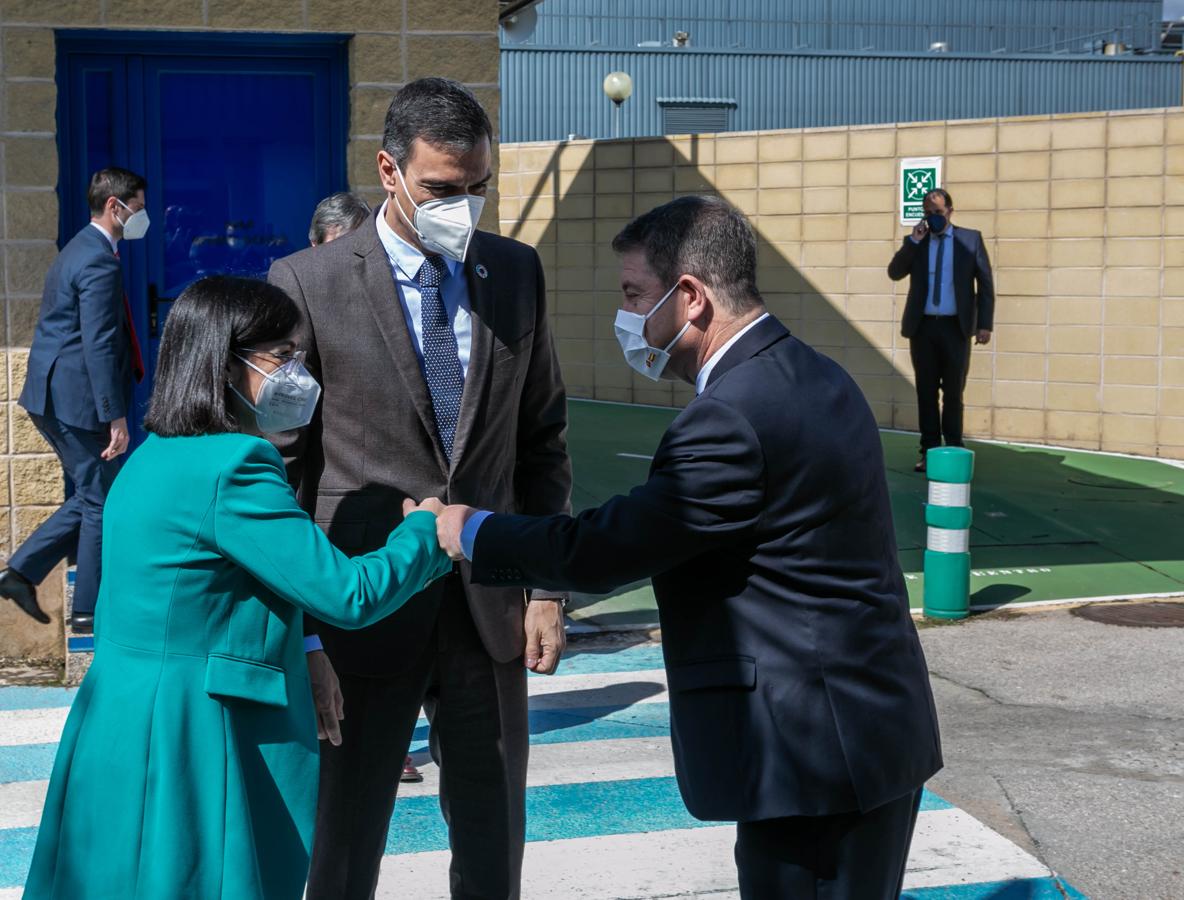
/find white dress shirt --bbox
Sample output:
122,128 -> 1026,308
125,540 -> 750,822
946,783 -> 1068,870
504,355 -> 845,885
375,200 -> 472,378
90,221 -> 119,255
695,312 -> 770,395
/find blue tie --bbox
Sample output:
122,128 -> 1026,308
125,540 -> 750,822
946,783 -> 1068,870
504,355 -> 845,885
931,233 -> 946,309
416,255 -> 464,460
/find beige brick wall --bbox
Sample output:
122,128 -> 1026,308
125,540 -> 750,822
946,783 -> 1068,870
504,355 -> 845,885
0,1 -> 499,659
500,107 -> 1184,459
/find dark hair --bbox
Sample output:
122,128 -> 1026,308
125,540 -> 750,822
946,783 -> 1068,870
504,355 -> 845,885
612,196 -> 762,315
143,276 -> 301,437
924,188 -> 953,209
87,167 -> 147,216
309,191 -> 371,245
382,77 -> 493,168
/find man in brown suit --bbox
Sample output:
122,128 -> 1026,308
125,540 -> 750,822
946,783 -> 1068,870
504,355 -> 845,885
269,78 -> 571,899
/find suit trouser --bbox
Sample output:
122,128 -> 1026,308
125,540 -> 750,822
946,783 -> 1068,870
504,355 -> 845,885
8,413 -> 119,616
734,788 -> 923,900
307,577 -> 528,900
909,316 -> 972,452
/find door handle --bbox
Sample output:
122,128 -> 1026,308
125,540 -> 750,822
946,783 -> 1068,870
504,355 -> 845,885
148,283 -> 176,338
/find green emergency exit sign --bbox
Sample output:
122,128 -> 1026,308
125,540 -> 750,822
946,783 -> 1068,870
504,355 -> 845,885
900,156 -> 943,225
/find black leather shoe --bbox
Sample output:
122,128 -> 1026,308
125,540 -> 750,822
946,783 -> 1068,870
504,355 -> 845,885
914,453 -> 927,474
0,568 -> 49,624
70,613 -> 94,634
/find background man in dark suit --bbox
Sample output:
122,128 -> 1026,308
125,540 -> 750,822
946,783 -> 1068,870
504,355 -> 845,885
437,196 -> 943,899
0,168 -> 147,633
888,188 -> 994,472
269,79 -> 570,899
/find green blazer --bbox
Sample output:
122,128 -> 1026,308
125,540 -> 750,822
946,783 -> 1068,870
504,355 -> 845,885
24,433 -> 451,900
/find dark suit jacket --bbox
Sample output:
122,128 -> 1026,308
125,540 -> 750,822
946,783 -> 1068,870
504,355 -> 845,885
471,315 -> 942,822
19,225 -> 131,430
268,211 -> 571,675
887,226 -> 995,339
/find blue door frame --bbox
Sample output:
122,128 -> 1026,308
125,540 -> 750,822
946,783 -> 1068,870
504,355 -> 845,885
55,30 -> 349,445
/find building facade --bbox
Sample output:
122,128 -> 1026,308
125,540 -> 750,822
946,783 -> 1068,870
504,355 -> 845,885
499,108 -> 1184,460
499,0 -> 1181,141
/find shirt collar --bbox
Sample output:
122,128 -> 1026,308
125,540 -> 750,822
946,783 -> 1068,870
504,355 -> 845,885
376,199 -> 461,282
695,312 -> 770,395
89,221 -> 118,254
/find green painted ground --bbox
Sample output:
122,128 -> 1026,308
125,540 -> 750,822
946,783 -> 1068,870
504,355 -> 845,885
565,399 -> 1184,629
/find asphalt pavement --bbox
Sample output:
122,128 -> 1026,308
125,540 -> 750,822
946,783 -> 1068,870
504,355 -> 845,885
919,602 -> 1184,900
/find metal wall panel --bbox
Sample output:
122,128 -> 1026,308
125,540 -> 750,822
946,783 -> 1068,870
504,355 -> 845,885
510,0 -> 1163,54
500,47 -> 1182,142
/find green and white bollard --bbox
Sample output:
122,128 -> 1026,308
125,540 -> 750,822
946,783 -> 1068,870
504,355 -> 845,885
923,447 -> 975,620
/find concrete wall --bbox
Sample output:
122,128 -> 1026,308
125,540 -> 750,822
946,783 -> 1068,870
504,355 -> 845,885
499,107 -> 1184,457
0,0 -> 500,660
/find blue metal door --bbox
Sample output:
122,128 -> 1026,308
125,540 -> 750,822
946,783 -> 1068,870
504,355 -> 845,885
57,32 -> 348,445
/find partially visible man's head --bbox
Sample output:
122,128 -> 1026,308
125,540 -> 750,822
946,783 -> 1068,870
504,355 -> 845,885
309,192 -> 371,246
382,77 -> 492,171
612,195 -> 762,316
87,167 -> 147,217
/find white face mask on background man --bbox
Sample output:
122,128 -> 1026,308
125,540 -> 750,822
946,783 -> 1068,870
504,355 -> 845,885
394,163 -> 485,263
229,352 -> 322,434
115,198 -> 150,240
614,283 -> 692,381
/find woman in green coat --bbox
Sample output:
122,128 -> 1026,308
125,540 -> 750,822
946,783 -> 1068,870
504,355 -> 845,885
21,276 -> 453,899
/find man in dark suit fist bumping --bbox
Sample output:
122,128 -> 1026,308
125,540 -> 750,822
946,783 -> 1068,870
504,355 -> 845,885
888,188 -> 994,473
269,78 -> 571,899
437,196 -> 943,898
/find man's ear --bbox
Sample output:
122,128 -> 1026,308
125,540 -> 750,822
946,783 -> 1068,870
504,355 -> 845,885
376,151 -> 400,194
681,275 -> 712,325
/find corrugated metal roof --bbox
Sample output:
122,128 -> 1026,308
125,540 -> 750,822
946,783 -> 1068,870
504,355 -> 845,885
500,46 -> 1181,142
507,0 -> 1165,54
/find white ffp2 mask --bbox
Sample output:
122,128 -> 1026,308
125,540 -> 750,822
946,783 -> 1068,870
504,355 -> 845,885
230,354 -> 322,433
394,163 -> 485,263
116,199 -> 150,240
613,284 -> 691,381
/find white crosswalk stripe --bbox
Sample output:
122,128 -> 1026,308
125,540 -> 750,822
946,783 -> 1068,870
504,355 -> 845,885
0,708 -> 68,747
399,736 -> 676,798
0,780 -> 47,830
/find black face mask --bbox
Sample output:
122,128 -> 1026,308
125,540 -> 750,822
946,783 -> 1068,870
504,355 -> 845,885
925,213 -> 948,234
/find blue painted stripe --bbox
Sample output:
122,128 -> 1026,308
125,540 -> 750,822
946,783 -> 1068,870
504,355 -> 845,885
0,687 -> 75,711
920,791 -> 952,811
903,877 -> 1088,899
0,743 -> 60,783
0,827 -> 37,890
542,643 -> 666,676
67,635 -> 94,653
385,776 -> 707,855
385,776 -> 949,855
0,782 -> 707,887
